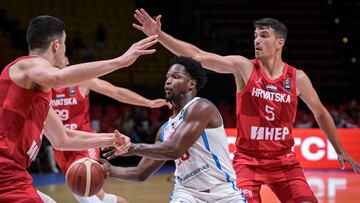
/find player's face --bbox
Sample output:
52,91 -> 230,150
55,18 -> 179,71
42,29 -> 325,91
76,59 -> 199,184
53,31 -> 67,67
254,27 -> 279,59
164,64 -> 192,102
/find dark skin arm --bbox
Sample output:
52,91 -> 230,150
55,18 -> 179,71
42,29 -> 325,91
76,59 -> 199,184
105,99 -> 222,160
100,127 -> 166,182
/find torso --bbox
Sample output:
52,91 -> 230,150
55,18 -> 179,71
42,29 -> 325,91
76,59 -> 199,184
235,59 -> 298,162
0,56 -> 51,169
161,97 -> 237,191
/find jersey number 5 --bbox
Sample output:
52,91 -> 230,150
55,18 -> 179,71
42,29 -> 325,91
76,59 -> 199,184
265,105 -> 275,121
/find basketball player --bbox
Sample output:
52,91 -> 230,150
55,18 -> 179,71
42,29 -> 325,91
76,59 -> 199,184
0,15 -> 157,202
52,57 -> 168,203
131,9 -> 360,202
102,56 -> 247,203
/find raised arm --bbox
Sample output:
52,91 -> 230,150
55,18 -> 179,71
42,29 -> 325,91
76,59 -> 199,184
21,35 -> 158,89
133,9 -> 253,75
44,107 -> 130,151
297,70 -> 360,173
83,78 -> 168,108
108,99 -> 219,160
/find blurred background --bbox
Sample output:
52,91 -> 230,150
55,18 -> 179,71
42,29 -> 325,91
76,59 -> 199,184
0,0 -> 359,202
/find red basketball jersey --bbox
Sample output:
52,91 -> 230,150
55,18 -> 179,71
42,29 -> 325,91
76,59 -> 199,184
0,56 -> 51,169
0,56 -> 51,201
235,59 -> 298,160
51,86 -> 98,173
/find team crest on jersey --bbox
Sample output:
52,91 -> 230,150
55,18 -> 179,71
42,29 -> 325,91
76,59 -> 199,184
69,86 -> 76,96
56,93 -> 65,99
284,78 -> 291,91
266,84 -> 277,92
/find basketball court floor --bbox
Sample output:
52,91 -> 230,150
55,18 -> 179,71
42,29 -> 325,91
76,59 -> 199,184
34,166 -> 360,203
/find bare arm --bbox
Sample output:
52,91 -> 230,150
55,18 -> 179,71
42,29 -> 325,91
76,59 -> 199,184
108,99 -> 218,160
133,9 -> 253,76
83,78 -> 168,108
297,70 -> 360,173
23,36 -> 158,89
44,107 -> 130,151
101,129 -> 166,182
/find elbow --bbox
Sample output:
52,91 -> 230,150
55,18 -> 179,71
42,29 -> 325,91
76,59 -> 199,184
137,173 -> 150,182
51,138 -> 66,150
167,147 -> 184,160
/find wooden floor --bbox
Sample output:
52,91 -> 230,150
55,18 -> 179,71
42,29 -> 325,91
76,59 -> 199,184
37,171 -> 360,203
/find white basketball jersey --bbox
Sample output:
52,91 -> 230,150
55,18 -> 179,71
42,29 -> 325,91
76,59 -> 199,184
161,97 -> 238,192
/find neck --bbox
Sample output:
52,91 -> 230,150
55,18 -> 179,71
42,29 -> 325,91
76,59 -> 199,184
259,55 -> 284,79
171,94 -> 195,116
29,49 -> 54,65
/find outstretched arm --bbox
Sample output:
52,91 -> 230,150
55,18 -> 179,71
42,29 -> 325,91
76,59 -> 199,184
133,9 -> 252,75
23,35 -> 158,89
297,70 -> 360,173
44,107 -> 130,151
106,99 -> 218,160
83,78 -> 168,108
101,130 -> 166,182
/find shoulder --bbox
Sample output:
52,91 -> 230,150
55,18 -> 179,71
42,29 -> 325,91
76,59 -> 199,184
187,98 -> 218,116
17,57 -> 51,71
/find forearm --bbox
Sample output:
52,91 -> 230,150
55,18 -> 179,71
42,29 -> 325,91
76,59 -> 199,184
315,110 -> 346,154
158,31 -> 201,59
129,143 -> 179,160
57,130 -> 113,151
114,88 -> 152,107
54,59 -> 126,88
110,166 -> 145,182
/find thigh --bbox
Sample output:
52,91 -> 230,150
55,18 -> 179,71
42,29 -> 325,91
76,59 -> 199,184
268,166 -> 317,203
233,164 -> 262,203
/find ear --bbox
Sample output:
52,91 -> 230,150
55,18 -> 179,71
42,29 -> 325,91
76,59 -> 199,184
189,79 -> 196,90
51,39 -> 60,53
276,38 -> 285,49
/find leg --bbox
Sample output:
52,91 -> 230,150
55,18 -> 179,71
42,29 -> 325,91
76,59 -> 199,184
233,163 -> 262,203
268,164 -> 317,203
96,188 -> 128,203
37,190 -> 56,203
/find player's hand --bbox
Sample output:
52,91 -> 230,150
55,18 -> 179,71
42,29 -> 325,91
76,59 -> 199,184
98,158 -> 112,178
149,99 -> 172,109
338,153 -> 360,173
116,35 -> 158,67
133,8 -> 162,36
112,130 -> 131,155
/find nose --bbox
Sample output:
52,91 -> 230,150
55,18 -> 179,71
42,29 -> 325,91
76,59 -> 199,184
165,77 -> 172,85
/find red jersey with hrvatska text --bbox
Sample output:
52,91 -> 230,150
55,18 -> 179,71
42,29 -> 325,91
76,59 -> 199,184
235,59 -> 298,162
0,56 -> 51,193
51,86 -> 99,173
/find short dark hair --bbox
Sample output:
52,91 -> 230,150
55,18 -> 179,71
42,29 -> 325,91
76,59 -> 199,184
254,18 -> 287,40
169,56 -> 208,91
26,15 -> 65,51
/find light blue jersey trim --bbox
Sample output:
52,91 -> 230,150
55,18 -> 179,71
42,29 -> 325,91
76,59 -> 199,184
161,121 -> 169,142
201,131 -> 239,192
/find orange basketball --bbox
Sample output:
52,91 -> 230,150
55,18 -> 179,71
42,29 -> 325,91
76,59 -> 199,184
65,157 -> 105,197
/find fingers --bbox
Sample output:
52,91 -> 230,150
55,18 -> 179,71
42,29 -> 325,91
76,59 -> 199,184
132,23 -> 143,31
137,49 -> 157,55
339,158 -> 345,170
101,145 -> 115,151
135,9 -> 146,23
103,148 -> 117,159
139,38 -> 158,50
156,15 -> 162,24
136,35 -> 158,45
140,8 -> 152,20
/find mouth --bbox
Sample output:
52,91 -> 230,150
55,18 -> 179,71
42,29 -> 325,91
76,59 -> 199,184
164,86 -> 172,93
255,47 -> 262,51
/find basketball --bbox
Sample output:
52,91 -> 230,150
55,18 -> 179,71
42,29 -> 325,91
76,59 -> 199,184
65,157 -> 105,197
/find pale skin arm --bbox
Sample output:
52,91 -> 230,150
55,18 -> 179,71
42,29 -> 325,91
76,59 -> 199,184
82,78 -> 168,108
132,9 -> 253,77
18,35 -> 158,89
104,99 -> 220,160
297,70 -> 360,173
44,107 -> 130,152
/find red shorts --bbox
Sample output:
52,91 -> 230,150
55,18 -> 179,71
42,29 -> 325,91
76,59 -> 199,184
53,148 -> 100,174
233,152 -> 317,203
0,158 -> 43,202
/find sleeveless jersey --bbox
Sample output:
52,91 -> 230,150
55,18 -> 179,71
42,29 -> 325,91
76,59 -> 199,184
236,59 -> 298,160
161,97 -> 238,192
0,56 -> 51,169
51,86 -> 98,173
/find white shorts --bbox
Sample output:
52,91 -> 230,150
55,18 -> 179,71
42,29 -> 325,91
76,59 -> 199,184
170,182 -> 246,203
